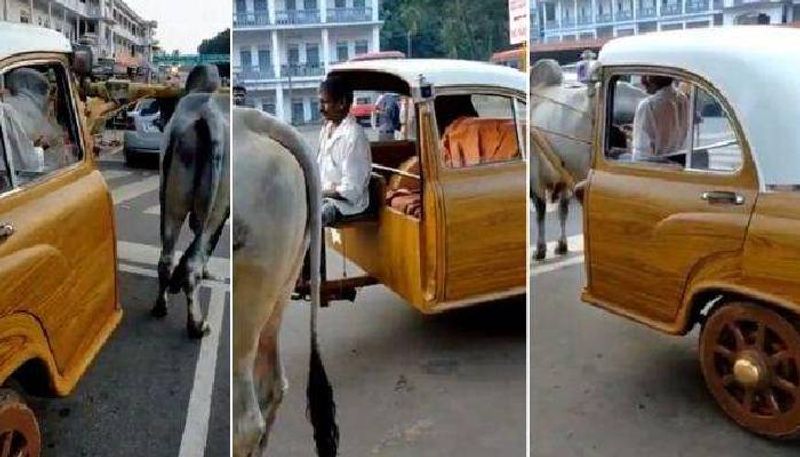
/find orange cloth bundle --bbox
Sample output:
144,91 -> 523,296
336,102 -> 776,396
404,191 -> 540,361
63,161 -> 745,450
441,117 -> 519,168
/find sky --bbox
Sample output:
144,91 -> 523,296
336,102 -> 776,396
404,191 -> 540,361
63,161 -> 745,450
123,0 -> 230,54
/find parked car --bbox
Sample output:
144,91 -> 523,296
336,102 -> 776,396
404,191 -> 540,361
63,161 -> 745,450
123,98 -> 162,165
573,27 -> 800,439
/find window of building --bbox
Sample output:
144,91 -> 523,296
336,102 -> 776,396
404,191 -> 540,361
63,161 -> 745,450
287,45 -> 300,64
262,103 -> 276,115
334,0 -> 346,7
258,49 -> 271,71
604,72 -> 742,173
354,0 -> 365,7
0,63 -> 84,188
354,40 -> 368,55
306,44 -> 320,66
240,49 -> 252,68
286,0 -> 297,11
336,41 -> 349,62
303,0 -> 316,10
291,99 -> 305,125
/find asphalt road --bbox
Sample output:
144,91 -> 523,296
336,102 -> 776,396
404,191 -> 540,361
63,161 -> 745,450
531,201 -> 800,457
265,125 -> 527,456
27,147 -> 230,457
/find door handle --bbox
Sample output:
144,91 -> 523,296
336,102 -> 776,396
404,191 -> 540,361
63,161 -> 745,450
0,223 -> 14,239
701,191 -> 745,205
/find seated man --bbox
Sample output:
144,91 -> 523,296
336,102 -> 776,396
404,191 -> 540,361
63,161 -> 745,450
317,74 -> 372,226
631,75 -> 691,164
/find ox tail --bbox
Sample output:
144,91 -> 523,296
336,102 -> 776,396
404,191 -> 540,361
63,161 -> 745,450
168,116 -> 214,294
239,108 -> 339,456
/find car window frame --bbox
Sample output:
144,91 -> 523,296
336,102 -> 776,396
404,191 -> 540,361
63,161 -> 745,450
0,55 -> 87,196
433,85 -> 526,172
597,65 -> 754,181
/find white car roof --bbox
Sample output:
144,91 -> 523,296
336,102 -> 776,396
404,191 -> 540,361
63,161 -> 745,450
0,23 -> 72,62
329,59 -> 526,94
599,26 -> 800,187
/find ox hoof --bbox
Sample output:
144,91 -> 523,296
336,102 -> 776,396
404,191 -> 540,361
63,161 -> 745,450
187,320 -> 211,339
534,245 -> 547,261
555,241 -> 569,256
151,301 -> 168,319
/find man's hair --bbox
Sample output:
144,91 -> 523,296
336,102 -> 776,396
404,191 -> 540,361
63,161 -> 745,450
320,75 -> 353,108
649,75 -> 674,90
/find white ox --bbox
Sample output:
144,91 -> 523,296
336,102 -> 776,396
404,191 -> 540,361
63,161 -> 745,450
530,59 -> 645,260
232,108 -> 338,457
152,64 -> 230,338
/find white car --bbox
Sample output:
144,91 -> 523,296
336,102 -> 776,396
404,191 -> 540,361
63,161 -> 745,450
122,98 -> 162,165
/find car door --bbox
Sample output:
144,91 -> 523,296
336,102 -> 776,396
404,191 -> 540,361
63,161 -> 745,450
583,68 -> 758,326
0,57 -> 118,372
433,88 -> 527,303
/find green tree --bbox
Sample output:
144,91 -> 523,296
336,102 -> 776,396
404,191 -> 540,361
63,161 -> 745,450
198,29 -> 230,55
381,0 -> 509,60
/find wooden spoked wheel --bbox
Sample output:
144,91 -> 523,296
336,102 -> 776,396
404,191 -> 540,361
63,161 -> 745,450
700,302 -> 800,438
0,389 -> 40,457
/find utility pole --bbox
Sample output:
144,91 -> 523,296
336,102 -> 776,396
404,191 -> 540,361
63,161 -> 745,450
406,30 -> 412,58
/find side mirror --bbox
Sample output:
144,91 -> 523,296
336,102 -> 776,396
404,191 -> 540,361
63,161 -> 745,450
72,47 -> 93,78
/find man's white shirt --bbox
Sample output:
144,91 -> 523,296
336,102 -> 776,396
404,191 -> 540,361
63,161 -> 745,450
632,85 -> 691,161
318,114 -> 372,215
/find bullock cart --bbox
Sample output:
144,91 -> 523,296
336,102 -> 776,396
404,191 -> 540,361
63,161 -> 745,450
0,23 -> 194,455
575,27 -> 800,438
297,60 -> 528,313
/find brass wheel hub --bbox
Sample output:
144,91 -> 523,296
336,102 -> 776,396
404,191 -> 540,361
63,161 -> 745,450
732,351 -> 769,389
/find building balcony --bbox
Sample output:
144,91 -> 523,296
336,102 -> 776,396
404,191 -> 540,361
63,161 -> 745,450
661,3 -> 682,14
616,10 -> 633,20
85,5 -> 103,18
639,5 -> 657,17
234,66 -> 276,81
686,0 -> 710,11
596,12 -> 613,22
234,11 -> 270,27
545,19 -> 559,28
281,64 -> 325,78
561,18 -> 575,26
275,9 -> 320,25
327,7 -> 372,23
577,15 -> 594,24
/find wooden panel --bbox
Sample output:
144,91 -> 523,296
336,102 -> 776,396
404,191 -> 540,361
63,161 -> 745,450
585,168 -> 756,325
439,160 -> 527,301
0,163 -> 118,378
741,192 -> 800,311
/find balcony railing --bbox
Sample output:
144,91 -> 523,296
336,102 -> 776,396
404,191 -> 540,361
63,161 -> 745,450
561,18 -> 575,26
234,11 -> 270,26
686,0 -> 710,12
281,64 -> 325,77
275,9 -> 320,25
596,12 -> 613,22
616,10 -> 633,20
661,3 -> 682,14
545,19 -> 558,28
639,4 -> 657,17
234,66 -> 276,81
577,15 -> 594,24
327,7 -> 372,22
86,5 -> 102,17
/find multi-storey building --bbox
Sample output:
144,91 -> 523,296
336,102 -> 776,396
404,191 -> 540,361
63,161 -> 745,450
232,0 -> 382,125
531,0 -> 543,42
1,0 -> 156,69
533,0 -> 799,44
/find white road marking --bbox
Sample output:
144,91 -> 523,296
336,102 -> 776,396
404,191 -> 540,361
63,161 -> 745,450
178,286 -> 228,457
117,261 -> 229,457
531,234 -> 585,276
116,240 -> 229,281
100,170 -> 133,181
111,175 -> 160,205
143,205 -> 230,226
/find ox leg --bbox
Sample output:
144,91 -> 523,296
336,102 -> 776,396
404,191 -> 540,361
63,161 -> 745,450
202,207 -> 229,281
555,195 -> 569,256
183,222 -> 211,339
152,208 -> 186,318
534,195 -> 547,261
233,339 -> 265,457
253,305 -> 287,454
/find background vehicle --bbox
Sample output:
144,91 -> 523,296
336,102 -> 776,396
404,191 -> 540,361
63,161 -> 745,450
123,98 -> 163,165
347,51 -> 406,126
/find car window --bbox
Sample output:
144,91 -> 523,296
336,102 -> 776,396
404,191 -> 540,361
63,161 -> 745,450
604,72 -> 743,173
352,91 -> 415,142
0,63 -> 82,187
139,99 -> 159,116
436,93 -> 522,168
